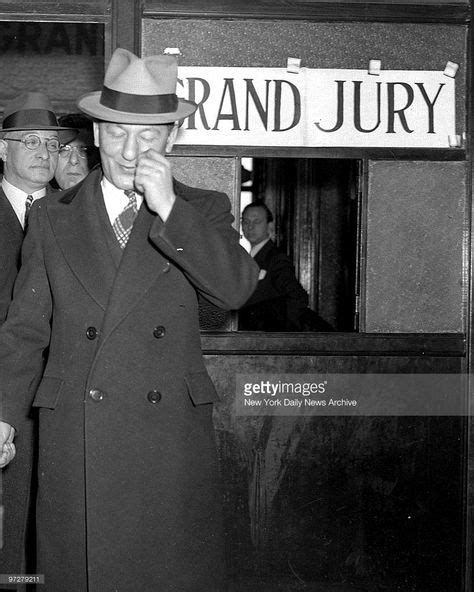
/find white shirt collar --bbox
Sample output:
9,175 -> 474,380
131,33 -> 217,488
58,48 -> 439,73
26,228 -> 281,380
2,177 -> 46,229
250,237 -> 270,258
100,176 -> 143,224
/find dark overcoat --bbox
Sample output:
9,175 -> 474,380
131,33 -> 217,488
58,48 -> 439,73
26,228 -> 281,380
0,187 -> 36,589
0,168 -> 258,592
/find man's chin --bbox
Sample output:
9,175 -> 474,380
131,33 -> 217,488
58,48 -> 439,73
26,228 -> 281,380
110,172 -> 135,191
116,182 -> 135,191
30,173 -> 54,185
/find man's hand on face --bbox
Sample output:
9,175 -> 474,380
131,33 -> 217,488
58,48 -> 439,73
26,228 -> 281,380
134,148 -> 176,222
0,421 -> 16,468
95,120 -> 180,220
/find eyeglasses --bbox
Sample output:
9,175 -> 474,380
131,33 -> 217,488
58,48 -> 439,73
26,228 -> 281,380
5,134 -> 60,153
58,145 -> 92,159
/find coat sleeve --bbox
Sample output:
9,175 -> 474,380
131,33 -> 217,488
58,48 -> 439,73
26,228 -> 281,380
0,203 -> 52,431
148,190 -> 259,310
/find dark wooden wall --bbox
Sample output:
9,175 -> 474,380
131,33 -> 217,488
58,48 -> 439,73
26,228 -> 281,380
203,333 -> 466,590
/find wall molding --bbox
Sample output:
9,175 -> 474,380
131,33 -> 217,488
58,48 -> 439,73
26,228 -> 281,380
144,1 -> 470,24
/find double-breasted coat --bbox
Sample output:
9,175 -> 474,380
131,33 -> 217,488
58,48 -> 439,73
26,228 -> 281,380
0,168 -> 258,592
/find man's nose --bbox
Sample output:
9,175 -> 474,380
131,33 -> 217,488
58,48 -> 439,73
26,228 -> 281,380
36,141 -> 51,159
69,149 -> 79,165
122,135 -> 139,161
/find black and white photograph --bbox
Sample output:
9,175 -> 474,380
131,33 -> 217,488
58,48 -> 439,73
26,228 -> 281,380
0,1 -> 471,591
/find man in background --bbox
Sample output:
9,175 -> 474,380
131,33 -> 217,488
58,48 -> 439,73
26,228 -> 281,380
0,91 -> 75,589
0,92 -> 75,319
239,201 -> 332,331
53,113 -> 100,190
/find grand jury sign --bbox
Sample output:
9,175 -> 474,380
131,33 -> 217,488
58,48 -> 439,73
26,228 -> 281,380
176,67 -> 456,148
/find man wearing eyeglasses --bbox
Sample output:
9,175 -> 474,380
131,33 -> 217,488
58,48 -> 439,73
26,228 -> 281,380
54,113 -> 100,190
0,93 -> 76,313
0,91 -> 75,590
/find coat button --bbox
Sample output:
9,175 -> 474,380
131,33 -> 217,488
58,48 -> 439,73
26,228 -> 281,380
147,390 -> 162,404
89,388 -> 105,402
153,326 -> 166,339
86,326 -> 98,340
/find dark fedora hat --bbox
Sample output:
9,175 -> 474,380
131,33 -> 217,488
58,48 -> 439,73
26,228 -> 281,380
77,48 -> 197,124
1,91 -> 77,143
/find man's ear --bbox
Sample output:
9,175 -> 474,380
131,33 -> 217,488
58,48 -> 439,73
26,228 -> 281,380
92,121 -> 100,148
0,139 -> 8,162
267,221 -> 275,241
165,123 -> 179,154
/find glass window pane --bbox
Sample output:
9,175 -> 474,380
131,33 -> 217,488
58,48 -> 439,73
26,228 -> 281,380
0,21 -> 104,114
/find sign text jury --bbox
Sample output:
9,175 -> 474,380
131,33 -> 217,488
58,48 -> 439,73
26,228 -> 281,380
178,77 -> 447,134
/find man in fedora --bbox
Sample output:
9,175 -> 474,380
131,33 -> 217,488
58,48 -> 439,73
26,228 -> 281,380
0,49 -> 258,592
53,113 -> 100,190
0,91 -> 75,320
0,91 -> 75,589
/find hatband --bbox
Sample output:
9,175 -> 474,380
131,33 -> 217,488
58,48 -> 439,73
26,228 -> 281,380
100,86 -> 178,114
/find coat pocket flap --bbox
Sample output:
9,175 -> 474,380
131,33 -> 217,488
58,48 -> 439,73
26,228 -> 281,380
32,376 -> 63,409
184,371 -> 221,406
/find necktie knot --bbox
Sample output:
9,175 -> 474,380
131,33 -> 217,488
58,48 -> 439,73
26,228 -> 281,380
112,190 -> 139,249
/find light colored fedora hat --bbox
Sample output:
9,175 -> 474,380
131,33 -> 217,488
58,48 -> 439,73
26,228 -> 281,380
1,91 -> 77,142
77,48 -> 197,124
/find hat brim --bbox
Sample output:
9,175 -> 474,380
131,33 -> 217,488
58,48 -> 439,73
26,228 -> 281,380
77,91 -> 197,124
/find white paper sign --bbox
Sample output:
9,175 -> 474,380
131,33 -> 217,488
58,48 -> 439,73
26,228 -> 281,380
176,67 -> 456,148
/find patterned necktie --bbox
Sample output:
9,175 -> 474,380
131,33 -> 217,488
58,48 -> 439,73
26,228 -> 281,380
24,194 -> 34,225
112,190 -> 138,249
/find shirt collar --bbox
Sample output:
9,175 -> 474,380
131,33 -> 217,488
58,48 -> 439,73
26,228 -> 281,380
1,177 -> 46,228
2,177 -> 46,200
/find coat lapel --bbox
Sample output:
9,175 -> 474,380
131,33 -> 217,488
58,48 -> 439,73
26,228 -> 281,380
47,169 -> 117,310
0,187 -> 23,237
101,202 -> 171,337
254,239 -> 274,269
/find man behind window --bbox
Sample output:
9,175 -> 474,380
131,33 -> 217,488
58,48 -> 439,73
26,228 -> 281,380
239,201 -> 333,331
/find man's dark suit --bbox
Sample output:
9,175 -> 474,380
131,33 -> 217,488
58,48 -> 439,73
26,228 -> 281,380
0,187 -> 36,588
0,168 -> 258,592
239,239 -> 333,332
0,188 -> 23,321
238,239 -> 309,331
